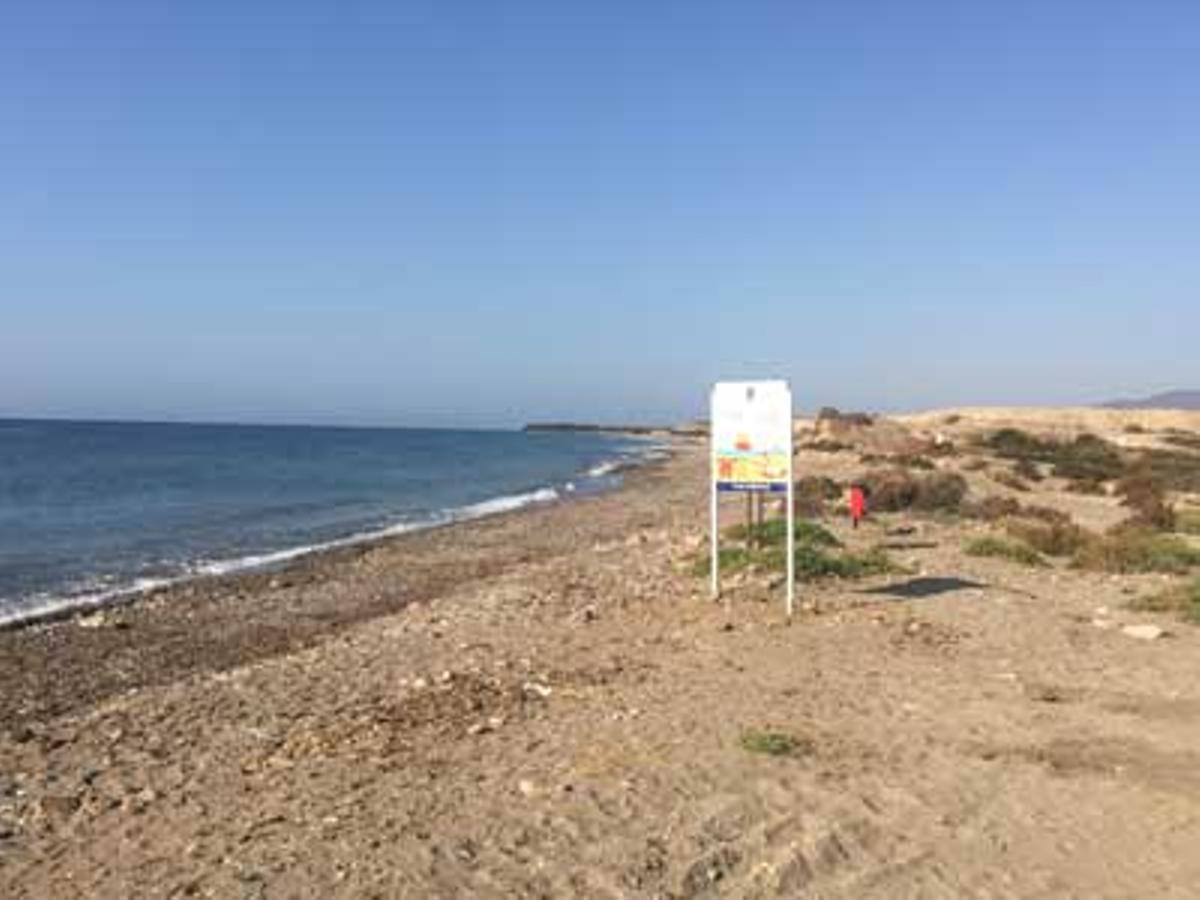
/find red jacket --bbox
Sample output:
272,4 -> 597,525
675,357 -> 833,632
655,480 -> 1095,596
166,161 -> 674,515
849,487 -> 866,518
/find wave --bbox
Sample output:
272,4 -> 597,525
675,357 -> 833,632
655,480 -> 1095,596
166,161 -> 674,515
0,439 -> 672,631
0,485 -> 563,630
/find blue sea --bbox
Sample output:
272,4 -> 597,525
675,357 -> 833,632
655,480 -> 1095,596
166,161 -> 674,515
0,419 -> 659,627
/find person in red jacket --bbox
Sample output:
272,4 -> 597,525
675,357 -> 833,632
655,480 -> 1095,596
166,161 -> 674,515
849,484 -> 867,530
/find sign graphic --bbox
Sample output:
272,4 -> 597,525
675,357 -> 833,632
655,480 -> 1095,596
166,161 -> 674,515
711,381 -> 792,492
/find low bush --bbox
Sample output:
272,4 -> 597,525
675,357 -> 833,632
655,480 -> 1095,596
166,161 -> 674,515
1138,447 -> 1200,494
984,428 -> 1052,459
1116,467 -> 1175,531
704,517 -> 888,582
1176,510 -> 1200,535
1007,519 -> 1092,557
1065,478 -> 1107,495
802,440 -> 853,453
1163,430 -> 1200,452
1013,458 -> 1044,482
727,518 -> 840,549
1020,504 -> 1072,524
964,536 -> 1047,567
1128,579 -> 1200,623
962,495 -> 1023,521
776,544 -> 896,581
793,476 -> 841,517
984,429 -> 1125,482
1073,529 -> 1200,575
861,453 -> 935,470
863,469 -> 967,513
991,470 -> 1031,492
817,407 -> 875,427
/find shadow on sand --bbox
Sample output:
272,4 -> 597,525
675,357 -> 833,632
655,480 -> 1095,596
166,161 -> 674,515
860,576 -> 986,601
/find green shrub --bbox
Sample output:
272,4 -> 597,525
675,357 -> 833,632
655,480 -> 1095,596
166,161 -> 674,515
702,518 -> 883,582
727,518 -> 840,549
965,536 -> 1047,567
740,729 -> 812,757
691,547 -> 751,577
1176,510 -> 1200,535
1073,530 -> 1200,574
1128,579 -> 1200,623
785,544 -> 895,581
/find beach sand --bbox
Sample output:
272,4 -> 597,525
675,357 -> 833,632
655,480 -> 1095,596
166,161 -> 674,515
4,426 -> 1200,897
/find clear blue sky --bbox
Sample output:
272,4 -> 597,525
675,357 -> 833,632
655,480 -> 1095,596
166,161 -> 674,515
3,1 -> 1196,427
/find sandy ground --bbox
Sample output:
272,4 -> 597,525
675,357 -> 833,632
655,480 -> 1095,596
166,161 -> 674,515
3,422 -> 1200,898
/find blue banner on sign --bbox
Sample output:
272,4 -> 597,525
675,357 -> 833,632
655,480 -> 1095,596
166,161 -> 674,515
717,482 -> 788,493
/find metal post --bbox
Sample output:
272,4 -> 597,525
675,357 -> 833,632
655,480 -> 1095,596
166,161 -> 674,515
710,404 -> 720,603
786,410 -> 796,619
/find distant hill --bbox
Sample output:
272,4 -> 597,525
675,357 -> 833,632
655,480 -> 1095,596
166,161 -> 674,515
1101,390 -> 1200,411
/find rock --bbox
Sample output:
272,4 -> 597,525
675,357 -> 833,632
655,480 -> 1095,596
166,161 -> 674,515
517,779 -> 537,797
1091,618 -> 1117,630
78,612 -> 108,629
1122,624 -> 1167,641
522,682 -> 552,699
411,677 -> 429,690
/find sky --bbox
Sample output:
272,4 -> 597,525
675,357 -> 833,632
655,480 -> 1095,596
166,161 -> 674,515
2,1 -> 1197,427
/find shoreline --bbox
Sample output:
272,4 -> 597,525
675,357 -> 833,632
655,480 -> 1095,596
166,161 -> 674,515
0,439 -> 674,634
0,442 -> 687,729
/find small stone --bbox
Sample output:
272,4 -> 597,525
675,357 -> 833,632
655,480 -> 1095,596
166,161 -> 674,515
523,682 -> 552,699
517,779 -> 537,797
1122,624 -> 1167,641
411,678 -> 429,691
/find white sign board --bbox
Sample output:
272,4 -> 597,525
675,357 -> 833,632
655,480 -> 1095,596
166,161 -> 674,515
711,381 -> 793,493
710,381 -> 796,617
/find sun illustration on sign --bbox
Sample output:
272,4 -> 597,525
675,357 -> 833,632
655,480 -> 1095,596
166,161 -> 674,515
735,433 -> 752,451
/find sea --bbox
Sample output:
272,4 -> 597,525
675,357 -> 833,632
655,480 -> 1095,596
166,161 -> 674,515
0,418 -> 662,627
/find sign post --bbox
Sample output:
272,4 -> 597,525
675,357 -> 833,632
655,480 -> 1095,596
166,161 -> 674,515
710,381 -> 795,617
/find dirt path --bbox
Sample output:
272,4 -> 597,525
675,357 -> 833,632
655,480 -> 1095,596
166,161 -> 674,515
3,442 -> 1200,897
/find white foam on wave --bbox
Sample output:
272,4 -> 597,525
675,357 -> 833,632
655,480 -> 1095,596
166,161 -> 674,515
0,485 -> 564,630
586,460 -> 623,477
